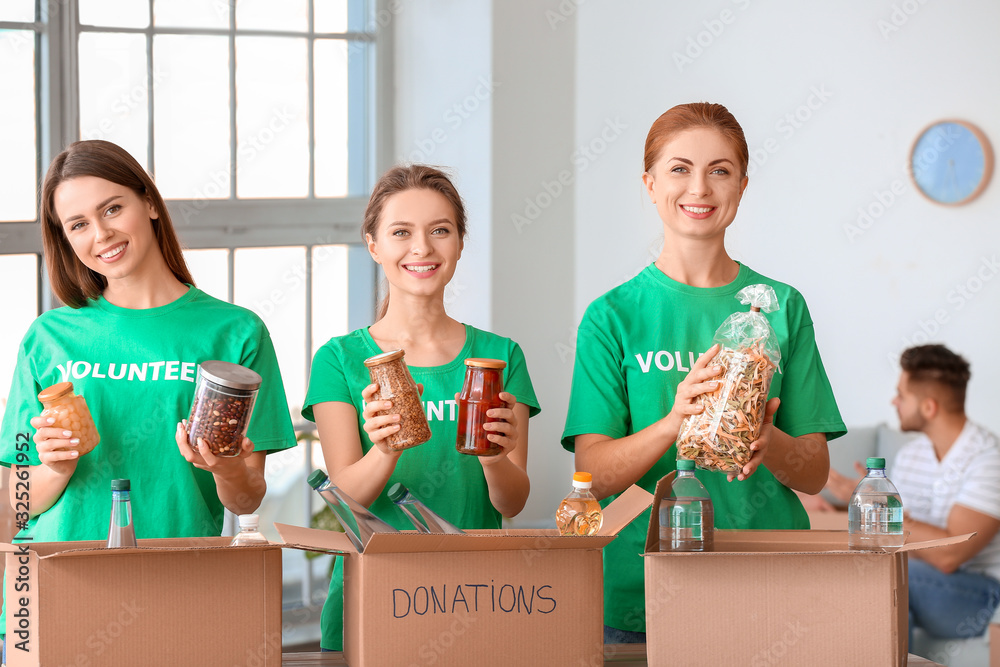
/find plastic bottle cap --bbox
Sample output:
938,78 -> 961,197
676,459 -> 695,471
238,514 -> 260,529
111,479 -> 130,491
387,482 -> 409,503
306,469 -> 329,489
572,472 -> 593,489
866,457 -> 886,469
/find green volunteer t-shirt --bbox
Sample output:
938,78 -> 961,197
302,323 -> 541,650
0,287 -> 297,543
562,263 -> 845,634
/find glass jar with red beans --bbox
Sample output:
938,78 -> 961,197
186,361 -> 261,457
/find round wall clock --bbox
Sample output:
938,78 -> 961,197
909,120 -> 993,206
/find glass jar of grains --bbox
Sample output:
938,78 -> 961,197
37,382 -> 100,455
186,361 -> 261,457
363,350 -> 431,451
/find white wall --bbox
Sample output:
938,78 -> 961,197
393,0 -> 1000,525
392,0 -> 494,327
394,0 -> 578,525
574,0 -> 1000,435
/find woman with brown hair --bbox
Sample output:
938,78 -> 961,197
302,164 -> 540,651
562,102 -> 846,642
0,139 -> 296,552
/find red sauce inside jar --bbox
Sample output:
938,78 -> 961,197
455,359 -> 506,456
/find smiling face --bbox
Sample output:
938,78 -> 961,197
641,127 -> 749,244
53,175 -> 162,286
367,187 -> 463,299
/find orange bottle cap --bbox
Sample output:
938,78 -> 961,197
38,381 -> 74,403
573,471 -> 592,483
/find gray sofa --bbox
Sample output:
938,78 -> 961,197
822,422 -> 918,506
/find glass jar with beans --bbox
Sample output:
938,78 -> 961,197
363,349 -> 431,451
186,361 -> 261,457
37,382 -> 100,455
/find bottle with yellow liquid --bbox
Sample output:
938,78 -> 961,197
555,471 -> 603,536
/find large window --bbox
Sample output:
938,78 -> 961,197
0,0 -> 390,645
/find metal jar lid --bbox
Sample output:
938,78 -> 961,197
38,381 -> 75,402
364,349 -> 405,367
464,358 -> 506,369
197,360 -> 262,391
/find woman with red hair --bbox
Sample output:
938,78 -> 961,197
562,102 -> 846,643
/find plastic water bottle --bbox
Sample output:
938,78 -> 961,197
107,478 -> 137,548
230,514 -> 269,546
848,457 -> 904,551
555,472 -> 603,536
659,459 -> 714,552
307,469 -> 397,553
388,483 -> 465,534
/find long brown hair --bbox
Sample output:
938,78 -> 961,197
643,102 -> 750,178
40,140 -> 194,308
362,165 -> 468,320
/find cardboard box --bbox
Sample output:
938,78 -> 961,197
643,474 -> 971,667
806,509 -> 849,531
276,484 -> 653,667
3,537 -> 282,667
991,623 -> 1000,667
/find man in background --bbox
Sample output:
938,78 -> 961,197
828,344 -> 1000,642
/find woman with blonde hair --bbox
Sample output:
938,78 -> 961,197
303,164 -> 540,651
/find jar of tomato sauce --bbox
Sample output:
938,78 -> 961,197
455,359 -> 506,457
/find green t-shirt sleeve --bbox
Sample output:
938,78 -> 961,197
773,305 -> 846,442
0,335 -> 43,468
504,341 -> 541,417
242,324 -> 297,453
561,307 -> 629,451
301,343 -> 354,423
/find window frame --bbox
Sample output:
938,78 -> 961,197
0,0 -> 395,253
0,0 -> 393,620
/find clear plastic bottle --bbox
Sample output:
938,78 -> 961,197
307,469 -> 397,553
230,514 -> 269,546
848,457 -> 904,551
107,479 -> 137,548
388,483 -> 465,534
659,459 -> 714,552
555,472 -> 603,536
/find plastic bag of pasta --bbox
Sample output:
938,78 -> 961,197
676,284 -> 782,473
